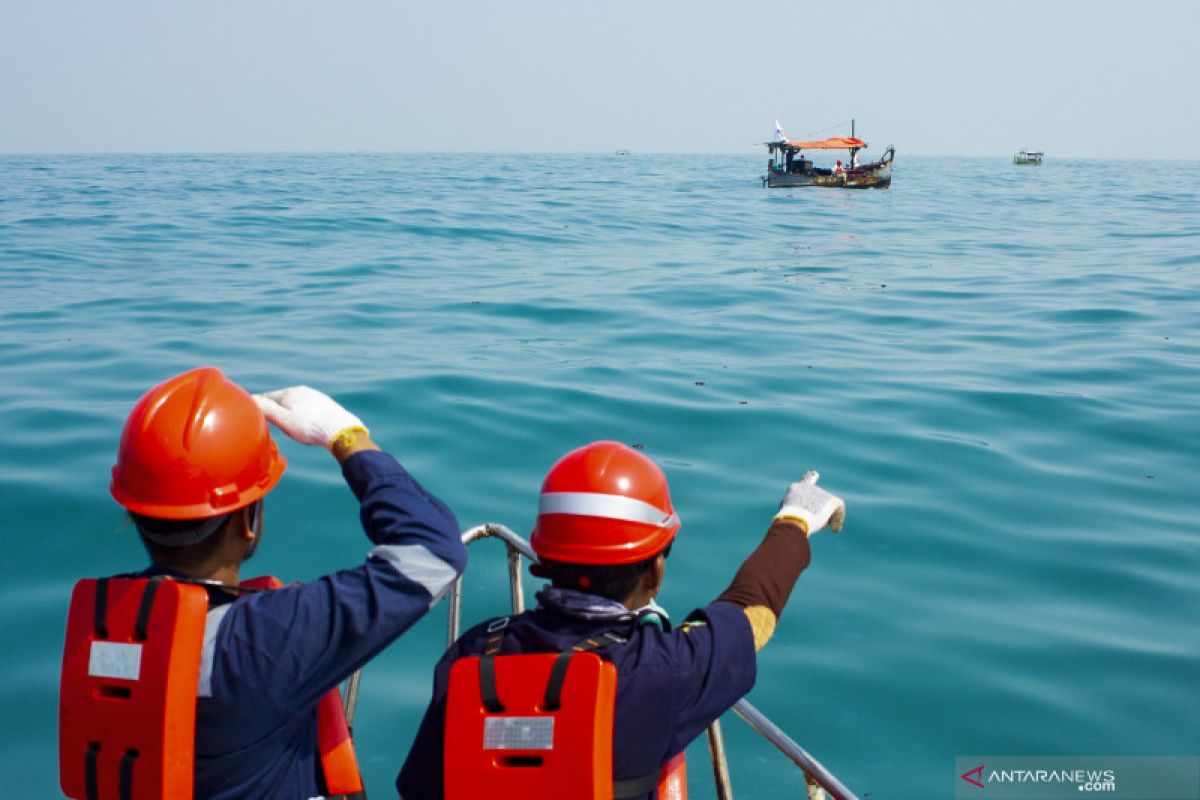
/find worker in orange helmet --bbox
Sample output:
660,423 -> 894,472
61,367 -> 465,800
397,440 -> 844,799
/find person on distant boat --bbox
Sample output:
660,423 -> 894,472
833,159 -> 845,176
850,151 -> 861,169
396,441 -> 845,799
62,367 -> 466,800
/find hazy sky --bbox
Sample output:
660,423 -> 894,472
2,0 -> 1197,158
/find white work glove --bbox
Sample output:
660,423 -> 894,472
253,386 -> 367,449
774,471 -> 845,536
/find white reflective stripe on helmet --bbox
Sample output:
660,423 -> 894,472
539,492 -> 677,528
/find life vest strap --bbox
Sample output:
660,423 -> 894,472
85,744 -> 142,800
542,650 -> 574,711
90,573 -> 164,643
613,769 -> 662,799
571,631 -> 628,652
84,743 -> 99,800
483,627 -> 505,655
478,652 -> 506,713
134,576 -> 164,641
478,624 -> 509,712
477,626 -> 628,717
93,578 -> 109,638
119,749 -> 138,800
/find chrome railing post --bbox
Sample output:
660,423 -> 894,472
343,670 -> 362,722
447,574 -> 463,646
450,524 -> 536,646
506,541 -> 525,614
706,719 -> 734,800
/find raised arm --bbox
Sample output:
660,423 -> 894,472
203,386 -> 467,712
716,472 -> 844,650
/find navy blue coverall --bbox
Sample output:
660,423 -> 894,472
150,450 -> 466,800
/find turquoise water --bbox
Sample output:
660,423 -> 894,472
2,153 -> 1197,797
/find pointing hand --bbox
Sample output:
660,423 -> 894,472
774,471 -> 846,536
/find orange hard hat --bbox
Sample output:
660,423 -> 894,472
110,367 -> 286,519
531,441 -> 680,566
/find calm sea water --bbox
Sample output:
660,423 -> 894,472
1,153 -> 1197,797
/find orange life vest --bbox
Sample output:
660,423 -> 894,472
59,575 -> 364,799
444,628 -> 687,800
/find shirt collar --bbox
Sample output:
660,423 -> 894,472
535,586 -> 633,621
535,586 -> 670,626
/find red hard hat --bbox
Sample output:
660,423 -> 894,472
110,367 -> 286,519
531,441 -> 680,566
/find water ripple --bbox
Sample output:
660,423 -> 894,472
1,153 -> 1198,797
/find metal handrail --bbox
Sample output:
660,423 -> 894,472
447,523 -> 535,642
731,701 -> 857,800
447,523 -> 860,800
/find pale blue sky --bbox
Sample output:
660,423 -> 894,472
2,0 -> 1197,158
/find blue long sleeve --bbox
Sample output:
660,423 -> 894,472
193,449 -> 466,799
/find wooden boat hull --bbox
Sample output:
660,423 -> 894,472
765,168 -> 891,189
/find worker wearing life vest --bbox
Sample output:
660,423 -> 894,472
396,441 -> 844,799
61,367 -> 466,799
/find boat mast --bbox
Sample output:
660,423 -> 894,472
851,118 -> 855,138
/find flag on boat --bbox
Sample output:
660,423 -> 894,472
774,120 -> 786,142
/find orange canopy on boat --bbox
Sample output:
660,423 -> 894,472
787,137 -> 867,150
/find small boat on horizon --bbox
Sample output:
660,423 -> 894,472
763,119 -> 894,189
1013,149 -> 1044,165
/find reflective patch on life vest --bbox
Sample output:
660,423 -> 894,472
483,716 -> 555,750
87,640 -> 142,680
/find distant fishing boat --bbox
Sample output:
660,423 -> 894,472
615,148 -> 631,156
763,119 -> 894,189
1013,149 -> 1044,165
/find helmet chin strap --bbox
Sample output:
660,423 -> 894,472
243,501 -> 263,562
